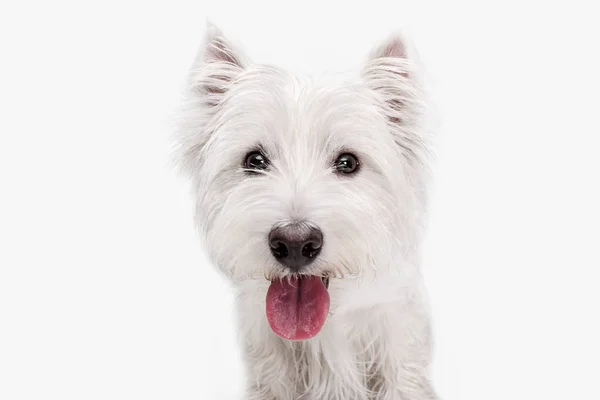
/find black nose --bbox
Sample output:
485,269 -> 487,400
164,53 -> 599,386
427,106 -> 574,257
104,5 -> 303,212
268,225 -> 323,271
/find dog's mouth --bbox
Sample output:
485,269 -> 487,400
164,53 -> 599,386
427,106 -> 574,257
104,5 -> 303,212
265,274 -> 331,341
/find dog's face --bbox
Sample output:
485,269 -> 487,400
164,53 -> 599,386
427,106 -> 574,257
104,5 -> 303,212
176,25 -> 428,338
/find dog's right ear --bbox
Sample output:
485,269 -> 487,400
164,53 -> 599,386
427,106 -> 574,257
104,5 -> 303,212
188,22 -> 247,107
174,23 -> 248,177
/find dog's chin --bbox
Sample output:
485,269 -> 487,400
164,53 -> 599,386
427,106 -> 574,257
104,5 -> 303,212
265,273 -> 331,341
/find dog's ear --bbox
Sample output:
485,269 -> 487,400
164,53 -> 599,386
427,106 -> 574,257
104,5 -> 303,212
363,33 -> 427,167
175,23 -> 248,177
189,22 -> 247,107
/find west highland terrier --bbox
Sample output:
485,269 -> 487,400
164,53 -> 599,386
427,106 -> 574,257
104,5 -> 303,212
175,22 -> 438,400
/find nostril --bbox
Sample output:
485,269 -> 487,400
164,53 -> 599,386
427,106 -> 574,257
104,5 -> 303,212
301,241 -> 320,259
270,240 -> 288,259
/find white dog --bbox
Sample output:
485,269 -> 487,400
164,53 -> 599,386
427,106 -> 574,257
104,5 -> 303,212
175,22 -> 438,400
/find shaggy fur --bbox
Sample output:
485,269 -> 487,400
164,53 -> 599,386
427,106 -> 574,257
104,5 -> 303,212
174,22 -> 438,400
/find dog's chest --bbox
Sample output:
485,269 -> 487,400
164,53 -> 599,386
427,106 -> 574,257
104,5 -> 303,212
289,336 -> 375,400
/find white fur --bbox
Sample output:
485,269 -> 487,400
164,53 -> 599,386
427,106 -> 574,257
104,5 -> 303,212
174,22 -> 438,400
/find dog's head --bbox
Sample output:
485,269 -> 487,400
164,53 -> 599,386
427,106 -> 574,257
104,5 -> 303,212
175,24 -> 430,338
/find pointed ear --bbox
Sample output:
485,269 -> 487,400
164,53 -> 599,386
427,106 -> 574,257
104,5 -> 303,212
364,33 -> 417,124
369,34 -> 409,61
363,33 -> 426,164
174,23 -> 248,177
189,22 -> 247,106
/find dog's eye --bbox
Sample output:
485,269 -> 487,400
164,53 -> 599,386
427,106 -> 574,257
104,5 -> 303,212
334,153 -> 359,174
244,151 -> 270,172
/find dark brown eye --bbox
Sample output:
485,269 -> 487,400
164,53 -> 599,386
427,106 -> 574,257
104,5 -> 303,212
335,153 -> 359,174
244,151 -> 270,172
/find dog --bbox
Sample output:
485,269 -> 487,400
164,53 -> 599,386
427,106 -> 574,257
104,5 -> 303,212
174,22 -> 438,400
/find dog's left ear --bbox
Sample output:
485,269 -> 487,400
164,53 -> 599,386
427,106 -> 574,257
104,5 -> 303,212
363,33 -> 427,166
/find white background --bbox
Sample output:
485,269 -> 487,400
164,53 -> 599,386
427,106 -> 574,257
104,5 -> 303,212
1,1 -> 599,399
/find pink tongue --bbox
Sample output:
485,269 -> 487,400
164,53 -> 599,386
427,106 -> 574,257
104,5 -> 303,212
266,276 -> 330,341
